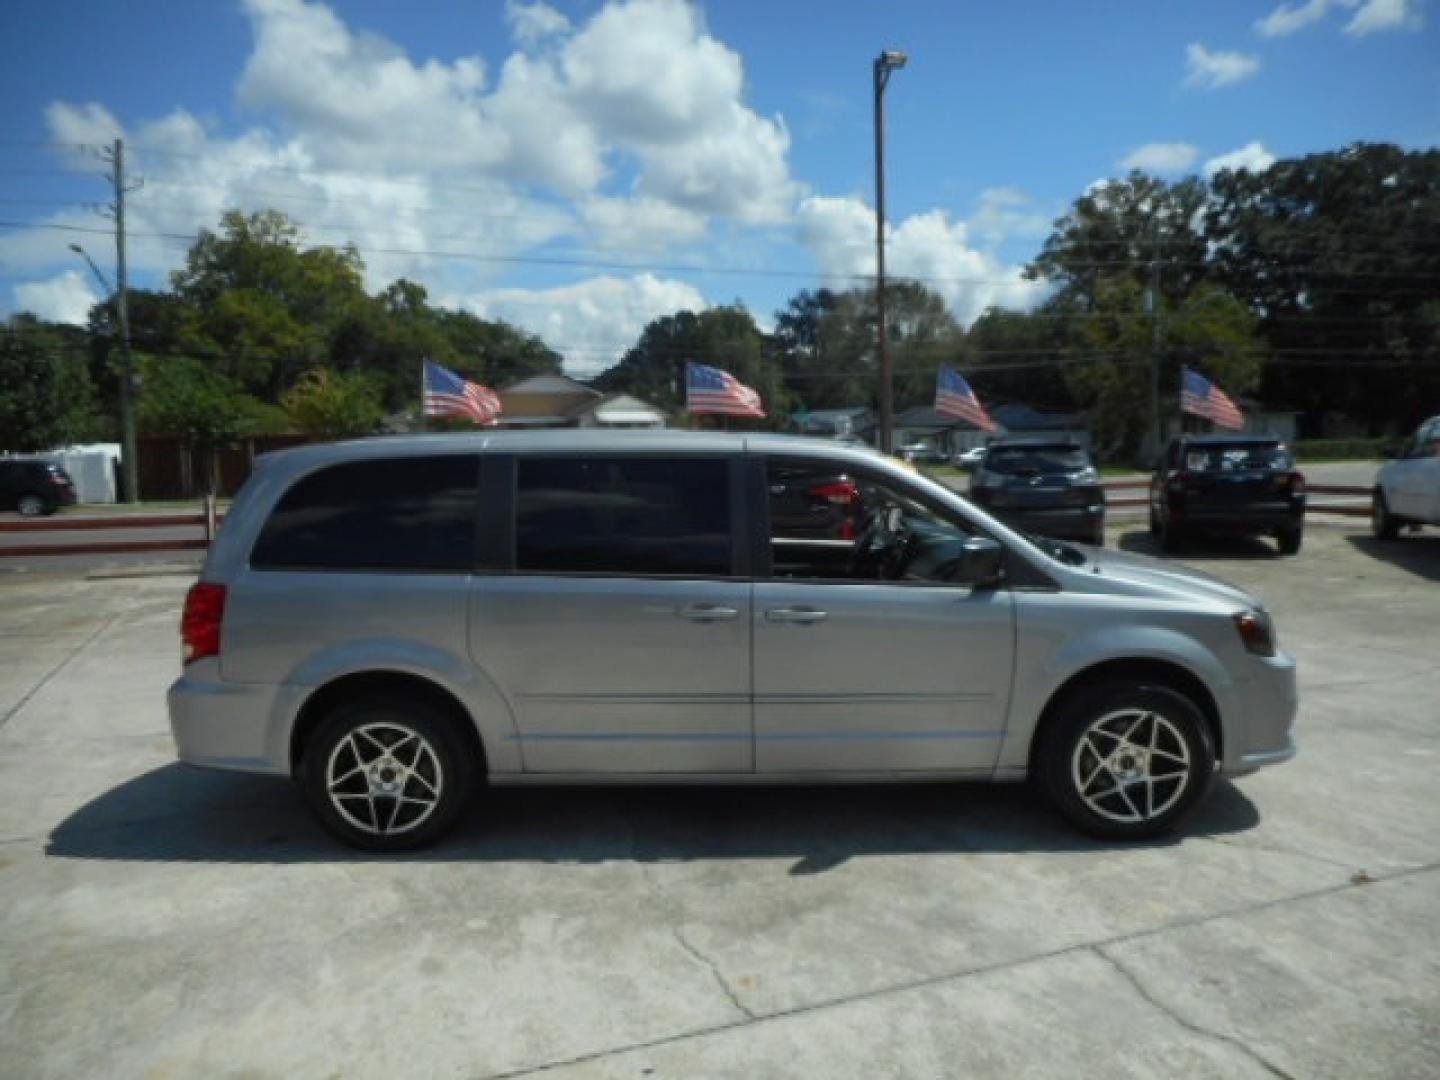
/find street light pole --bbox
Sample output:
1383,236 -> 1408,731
873,48 -> 906,455
110,139 -> 139,503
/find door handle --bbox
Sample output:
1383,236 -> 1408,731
765,607 -> 829,624
678,603 -> 740,622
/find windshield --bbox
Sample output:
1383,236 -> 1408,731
1184,444 -> 1293,472
984,446 -> 1090,474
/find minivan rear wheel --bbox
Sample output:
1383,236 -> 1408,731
1040,682 -> 1214,840
302,697 -> 475,851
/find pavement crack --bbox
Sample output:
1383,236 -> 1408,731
619,802 -> 754,1022
0,611 -> 121,732
1094,946 -> 1296,1080
671,924 -> 755,1020
1197,832 -> 1363,873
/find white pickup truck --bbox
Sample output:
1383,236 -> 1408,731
1373,416 -> 1440,538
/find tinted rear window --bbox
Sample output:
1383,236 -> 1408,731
1184,444 -> 1292,472
516,457 -> 732,576
251,456 -> 479,571
985,446 -> 1090,474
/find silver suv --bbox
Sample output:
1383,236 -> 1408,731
169,432 -> 1296,850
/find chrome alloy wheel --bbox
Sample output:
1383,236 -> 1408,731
325,721 -> 445,837
1070,708 -> 1192,824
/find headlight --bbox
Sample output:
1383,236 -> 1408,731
1233,610 -> 1277,657
1073,467 -> 1100,484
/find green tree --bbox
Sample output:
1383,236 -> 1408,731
0,315 -> 106,452
1063,279 -> 1262,461
595,305 -> 788,423
282,367 -> 385,437
136,354 -> 285,493
171,209 -> 368,399
1028,172 -> 1211,309
1205,142 -> 1440,434
771,283 -> 964,413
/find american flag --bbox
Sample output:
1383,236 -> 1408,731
935,365 -> 1000,433
686,362 -> 766,418
1180,367 -> 1245,431
423,360 -> 501,425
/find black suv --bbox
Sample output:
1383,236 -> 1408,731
1150,435 -> 1305,555
0,459 -> 77,516
968,438 -> 1105,546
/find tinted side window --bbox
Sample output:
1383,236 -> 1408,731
516,457 -> 731,576
252,456 -> 479,571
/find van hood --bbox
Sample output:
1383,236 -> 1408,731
1081,546 -> 1261,610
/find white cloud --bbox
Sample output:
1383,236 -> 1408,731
795,196 -> 1049,327
13,271 -> 99,325
1118,142 -> 1200,174
472,273 -> 707,375
505,1 -> 570,46
579,195 -> 708,251
233,0 -> 798,219
1344,0 -> 1422,34
1184,43 -> 1261,89
1204,141 -> 1278,177
1255,0 -> 1335,37
1254,0 -> 1421,36
968,187 -> 1051,246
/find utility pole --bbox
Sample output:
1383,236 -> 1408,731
873,49 -> 907,455
1145,227 -> 1163,464
102,138 -> 140,503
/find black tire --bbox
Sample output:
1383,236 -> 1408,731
301,695 -> 477,851
17,493 -> 49,517
1276,527 -> 1302,556
1372,489 -> 1400,541
1159,517 -> 1184,554
1090,525 -> 1105,548
1039,681 -> 1215,840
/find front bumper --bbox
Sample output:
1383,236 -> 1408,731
1221,649 -> 1299,777
168,659 -> 289,775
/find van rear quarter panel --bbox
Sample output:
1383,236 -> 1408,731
220,570 -> 522,773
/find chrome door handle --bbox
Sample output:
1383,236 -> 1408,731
765,607 -> 828,624
678,603 -> 740,622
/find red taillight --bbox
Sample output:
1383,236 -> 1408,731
1290,471 -> 1306,495
839,519 -> 857,541
809,480 -> 859,506
181,582 -> 227,664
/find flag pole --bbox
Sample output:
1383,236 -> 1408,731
418,359 -> 426,433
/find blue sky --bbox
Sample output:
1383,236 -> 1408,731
1,0 -> 1435,373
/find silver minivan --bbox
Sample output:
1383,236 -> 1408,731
169,431 -> 1296,850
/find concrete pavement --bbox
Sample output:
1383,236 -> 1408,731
1,523 -> 1437,1078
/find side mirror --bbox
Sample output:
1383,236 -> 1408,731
953,536 -> 1004,588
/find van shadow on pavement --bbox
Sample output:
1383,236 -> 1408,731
45,763 -> 1261,873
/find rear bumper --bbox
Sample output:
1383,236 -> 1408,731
1173,502 -> 1303,532
168,660 -> 289,775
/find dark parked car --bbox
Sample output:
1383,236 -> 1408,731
1149,435 -> 1305,555
0,458 -> 77,516
767,461 -> 868,541
968,438 -> 1105,546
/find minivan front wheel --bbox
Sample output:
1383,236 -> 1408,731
302,698 -> 475,850
1041,683 -> 1214,840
